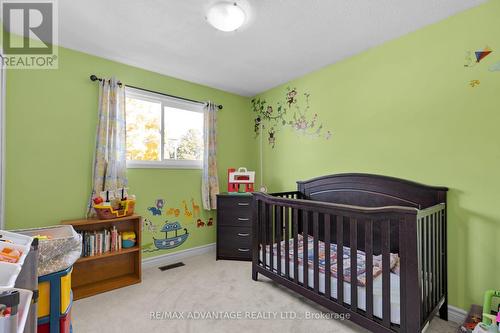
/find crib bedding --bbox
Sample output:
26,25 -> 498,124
265,234 -> 400,286
260,235 -> 401,324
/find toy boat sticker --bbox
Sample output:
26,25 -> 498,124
153,221 -> 189,250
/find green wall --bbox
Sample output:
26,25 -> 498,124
5,46 -> 256,258
253,0 -> 500,310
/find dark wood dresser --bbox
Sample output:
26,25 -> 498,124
216,194 -> 253,261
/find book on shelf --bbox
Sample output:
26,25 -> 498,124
78,226 -> 127,257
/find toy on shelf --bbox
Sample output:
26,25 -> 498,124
227,167 -> 255,193
121,231 -> 136,249
93,188 -> 136,219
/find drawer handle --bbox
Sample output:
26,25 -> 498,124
237,217 -> 250,221
238,248 -> 250,252
237,203 -> 250,206
237,233 -> 250,237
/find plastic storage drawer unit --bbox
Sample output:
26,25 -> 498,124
37,267 -> 72,333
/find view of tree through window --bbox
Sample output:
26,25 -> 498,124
125,90 -> 204,166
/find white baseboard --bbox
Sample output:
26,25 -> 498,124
142,243 -> 216,270
448,305 -> 467,324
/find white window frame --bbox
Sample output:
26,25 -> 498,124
125,87 -> 205,169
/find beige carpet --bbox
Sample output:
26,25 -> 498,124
72,251 -> 458,333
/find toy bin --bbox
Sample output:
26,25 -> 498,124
94,199 -> 135,220
0,288 -> 32,333
37,267 -> 72,333
14,225 -> 82,276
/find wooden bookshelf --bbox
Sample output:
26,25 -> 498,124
61,214 -> 142,300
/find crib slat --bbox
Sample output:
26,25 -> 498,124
337,216 -> 344,304
303,211 -> 309,289
276,205 -> 282,276
437,211 -> 442,300
261,203 -> 267,268
432,213 -> 438,307
421,216 -> 427,318
418,217 -> 424,322
284,206 -> 290,279
425,215 -> 430,316
269,203 -> 274,272
430,214 -> 435,309
324,215 -> 331,299
293,208 -> 299,284
382,219 -> 391,328
350,218 -> 358,311
399,217 -> 407,331
313,212 -> 319,293
365,219 -> 373,319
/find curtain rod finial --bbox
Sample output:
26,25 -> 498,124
90,74 -> 99,82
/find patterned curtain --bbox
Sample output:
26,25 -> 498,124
87,77 -> 127,216
201,102 -> 220,210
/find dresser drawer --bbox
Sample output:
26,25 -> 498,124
217,226 -> 252,259
217,196 -> 253,212
218,210 -> 252,227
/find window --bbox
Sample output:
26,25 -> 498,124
125,87 -> 204,169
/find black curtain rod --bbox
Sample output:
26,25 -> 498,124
89,75 -> 223,110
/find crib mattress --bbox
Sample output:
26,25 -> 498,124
260,248 -> 401,324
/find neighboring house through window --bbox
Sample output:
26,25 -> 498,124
125,87 -> 204,169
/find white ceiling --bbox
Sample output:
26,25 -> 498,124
56,0 -> 486,96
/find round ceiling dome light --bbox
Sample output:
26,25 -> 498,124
206,2 -> 246,32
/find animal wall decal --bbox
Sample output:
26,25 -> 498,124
147,207 -> 162,216
156,199 -> 165,209
166,207 -> 180,217
207,218 -> 213,226
191,198 -> 200,217
252,87 -> 332,148
143,218 -> 158,233
196,219 -> 205,228
182,200 -> 193,218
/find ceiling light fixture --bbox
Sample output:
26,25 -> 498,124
206,2 -> 246,32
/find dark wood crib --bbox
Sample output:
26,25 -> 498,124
252,173 -> 448,333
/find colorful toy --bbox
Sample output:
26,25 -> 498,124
121,231 -> 136,249
483,290 -> 500,325
93,188 -> 135,219
0,247 -> 22,263
227,167 -> 255,193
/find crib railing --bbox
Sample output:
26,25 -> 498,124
252,192 -> 446,333
416,203 -> 447,324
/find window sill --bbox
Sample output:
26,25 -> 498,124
126,160 -> 203,170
